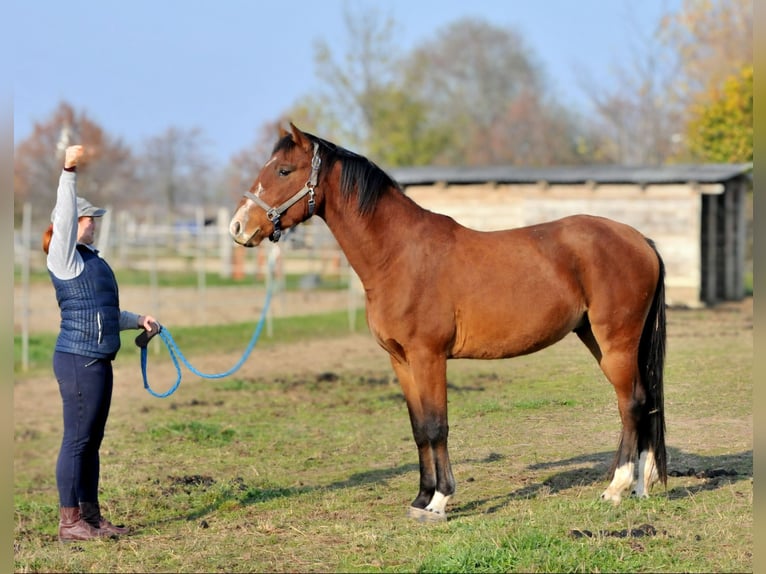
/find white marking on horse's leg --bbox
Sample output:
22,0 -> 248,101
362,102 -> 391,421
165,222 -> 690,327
634,450 -> 658,498
425,491 -> 451,516
601,462 -> 634,504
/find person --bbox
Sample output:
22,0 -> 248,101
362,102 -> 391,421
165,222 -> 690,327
42,144 -> 158,543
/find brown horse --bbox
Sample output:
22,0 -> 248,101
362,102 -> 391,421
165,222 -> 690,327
229,124 -> 667,522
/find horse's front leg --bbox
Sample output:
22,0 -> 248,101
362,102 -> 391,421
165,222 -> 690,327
390,352 -> 455,522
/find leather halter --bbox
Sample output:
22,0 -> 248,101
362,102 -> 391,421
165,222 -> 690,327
242,142 -> 320,242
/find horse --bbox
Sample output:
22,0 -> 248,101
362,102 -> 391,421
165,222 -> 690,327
229,123 -> 667,522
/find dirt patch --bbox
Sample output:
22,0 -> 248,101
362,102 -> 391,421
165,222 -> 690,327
570,523 -> 664,539
667,297 -> 753,339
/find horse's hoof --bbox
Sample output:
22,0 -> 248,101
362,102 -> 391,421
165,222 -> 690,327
407,506 -> 447,523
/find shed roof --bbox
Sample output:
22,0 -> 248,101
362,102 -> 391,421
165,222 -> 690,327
389,163 -> 752,187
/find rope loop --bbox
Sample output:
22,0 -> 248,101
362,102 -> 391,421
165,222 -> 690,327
139,245 -> 278,398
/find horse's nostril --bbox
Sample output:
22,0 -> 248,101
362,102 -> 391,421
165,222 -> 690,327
231,221 -> 241,235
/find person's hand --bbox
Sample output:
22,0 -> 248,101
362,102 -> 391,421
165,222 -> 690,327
64,145 -> 84,169
138,315 -> 159,332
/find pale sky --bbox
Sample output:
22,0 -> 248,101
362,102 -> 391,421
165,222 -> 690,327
11,0 -> 681,164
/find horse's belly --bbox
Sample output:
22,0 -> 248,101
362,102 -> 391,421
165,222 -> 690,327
450,306 -> 584,360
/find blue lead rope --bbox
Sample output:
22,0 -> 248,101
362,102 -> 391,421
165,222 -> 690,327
139,250 -> 277,398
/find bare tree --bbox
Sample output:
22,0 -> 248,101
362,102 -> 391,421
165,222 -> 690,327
311,3 -> 402,151
14,102 -> 135,225
579,0 -> 752,165
307,12 -> 589,167
405,18 -> 587,166
491,93 -> 585,166
264,4 -> 452,166
409,19 -> 538,129
139,127 -> 211,217
221,121 -> 283,203
575,2 -> 685,165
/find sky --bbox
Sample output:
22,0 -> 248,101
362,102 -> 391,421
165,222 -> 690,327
12,0 -> 681,165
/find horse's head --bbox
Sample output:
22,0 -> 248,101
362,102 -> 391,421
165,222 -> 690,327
230,123 -> 321,246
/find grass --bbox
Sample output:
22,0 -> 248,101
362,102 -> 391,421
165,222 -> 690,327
13,302 -> 752,572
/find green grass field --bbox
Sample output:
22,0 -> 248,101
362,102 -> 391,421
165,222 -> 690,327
13,301 -> 752,572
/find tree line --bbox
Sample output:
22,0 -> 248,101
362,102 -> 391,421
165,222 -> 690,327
14,0 -> 752,226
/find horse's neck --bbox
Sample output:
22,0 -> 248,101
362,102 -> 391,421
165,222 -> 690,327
320,184 -> 423,284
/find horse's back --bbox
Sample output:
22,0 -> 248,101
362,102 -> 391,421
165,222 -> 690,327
503,214 -> 649,252
477,214 -> 658,286
450,213 -> 656,291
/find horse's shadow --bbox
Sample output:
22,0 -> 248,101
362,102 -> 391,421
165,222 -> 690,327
449,448 -> 753,517
143,447 -> 751,527
145,463 -> 422,527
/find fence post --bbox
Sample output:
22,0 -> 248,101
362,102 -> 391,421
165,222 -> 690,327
196,206 -> 206,325
148,210 -> 161,354
20,202 -> 32,371
96,206 -> 112,255
218,207 -> 232,279
116,210 -> 129,269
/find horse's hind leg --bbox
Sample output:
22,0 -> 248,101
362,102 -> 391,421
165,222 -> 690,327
576,324 -> 640,504
601,365 -> 640,505
635,450 -> 659,498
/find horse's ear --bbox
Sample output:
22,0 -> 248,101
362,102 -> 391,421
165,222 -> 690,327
278,124 -> 289,139
289,122 -> 312,152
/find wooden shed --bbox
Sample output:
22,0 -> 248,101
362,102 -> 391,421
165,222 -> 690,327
389,164 -> 752,308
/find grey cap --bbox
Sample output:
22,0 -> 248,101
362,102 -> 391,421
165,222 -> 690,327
51,197 -> 107,221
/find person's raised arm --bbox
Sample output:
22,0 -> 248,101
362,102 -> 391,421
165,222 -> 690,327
47,145 -> 86,279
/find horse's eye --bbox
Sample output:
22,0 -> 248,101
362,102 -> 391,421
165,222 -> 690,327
278,167 -> 291,177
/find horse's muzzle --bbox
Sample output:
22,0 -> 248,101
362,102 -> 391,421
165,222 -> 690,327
229,218 -> 263,247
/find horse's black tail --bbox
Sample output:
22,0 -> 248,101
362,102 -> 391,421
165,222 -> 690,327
637,240 -> 667,486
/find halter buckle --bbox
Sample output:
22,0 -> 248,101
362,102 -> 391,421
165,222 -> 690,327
270,218 -> 282,242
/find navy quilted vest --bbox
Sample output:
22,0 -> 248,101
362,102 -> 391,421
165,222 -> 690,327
49,245 -> 122,359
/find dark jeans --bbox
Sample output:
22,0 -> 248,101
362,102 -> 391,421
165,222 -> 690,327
53,351 -> 113,508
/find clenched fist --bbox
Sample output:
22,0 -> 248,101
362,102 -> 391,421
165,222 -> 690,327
64,145 -> 84,169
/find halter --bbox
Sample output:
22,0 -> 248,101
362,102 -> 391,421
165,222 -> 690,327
242,142 -> 320,242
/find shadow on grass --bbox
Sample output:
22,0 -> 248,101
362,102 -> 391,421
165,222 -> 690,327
449,447 -> 752,518
143,448 -> 751,527
138,462 -> 419,528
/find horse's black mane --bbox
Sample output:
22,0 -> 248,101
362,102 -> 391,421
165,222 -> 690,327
273,133 -> 401,216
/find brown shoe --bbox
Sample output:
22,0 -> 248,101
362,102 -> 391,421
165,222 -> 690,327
58,507 -> 114,542
98,516 -> 130,535
80,501 -> 130,536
